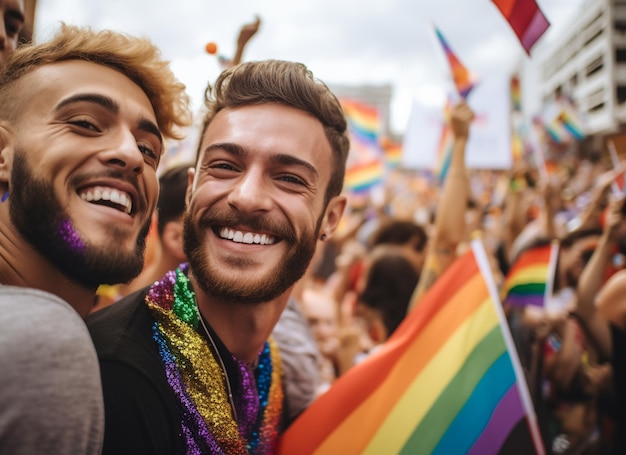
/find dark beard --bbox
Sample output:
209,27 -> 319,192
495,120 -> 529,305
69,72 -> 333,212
183,205 -> 322,304
9,151 -> 150,288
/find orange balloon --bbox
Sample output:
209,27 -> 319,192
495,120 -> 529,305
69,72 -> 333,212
205,42 -> 218,54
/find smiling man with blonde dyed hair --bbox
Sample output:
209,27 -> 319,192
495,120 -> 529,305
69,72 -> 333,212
0,23 -> 192,454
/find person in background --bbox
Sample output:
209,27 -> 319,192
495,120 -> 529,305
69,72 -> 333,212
0,0 -> 23,67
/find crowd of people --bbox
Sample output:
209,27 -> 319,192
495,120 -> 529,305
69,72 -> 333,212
2,1 -> 626,454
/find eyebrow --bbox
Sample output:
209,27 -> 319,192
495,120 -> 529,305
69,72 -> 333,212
204,142 -> 319,178
55,93 -> 163,145
7,8 -> 25,24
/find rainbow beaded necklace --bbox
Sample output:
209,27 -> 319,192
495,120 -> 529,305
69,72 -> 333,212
145,264 -> 284,455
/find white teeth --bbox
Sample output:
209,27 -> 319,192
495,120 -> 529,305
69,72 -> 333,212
79,186 -> 133,214
218,227 -> 276,245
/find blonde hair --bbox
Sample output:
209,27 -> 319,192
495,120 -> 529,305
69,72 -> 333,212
0,23 -> 192,140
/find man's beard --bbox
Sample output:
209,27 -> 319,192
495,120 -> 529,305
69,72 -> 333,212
183,205 -> 322,305
9,150 -> 150,288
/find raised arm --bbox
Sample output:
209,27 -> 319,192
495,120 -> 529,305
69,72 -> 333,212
408,101 -> 474,310
231,16 -> 261,67
575,196 -> 624,359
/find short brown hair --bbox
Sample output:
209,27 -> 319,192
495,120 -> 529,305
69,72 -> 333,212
0,23 -> 192,141
197,60 -> 349,202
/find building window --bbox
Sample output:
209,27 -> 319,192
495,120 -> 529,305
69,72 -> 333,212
618,86 -> 626,104
589,102 -> 605,112
617,48 -> 626,62
586,55 -> 604,77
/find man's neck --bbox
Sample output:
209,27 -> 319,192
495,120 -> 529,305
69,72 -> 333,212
0,229 -> 95,317
189,271 -> 291,364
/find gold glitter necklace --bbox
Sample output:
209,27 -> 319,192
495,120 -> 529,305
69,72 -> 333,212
197,308 -> 239,424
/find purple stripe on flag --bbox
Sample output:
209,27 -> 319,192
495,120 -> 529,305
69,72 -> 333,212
467,384 -> 525,455
505,294 -> 545,307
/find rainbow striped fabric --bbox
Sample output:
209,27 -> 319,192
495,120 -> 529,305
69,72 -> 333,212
433,26 -> 477,99
381,138 -> 403,169
558,110 -> 584,140
491,0 -> 550,55
434,98 -> 454,183
278,240 -> 545,455
502,242 -> 558,308
341,99 -> 385,193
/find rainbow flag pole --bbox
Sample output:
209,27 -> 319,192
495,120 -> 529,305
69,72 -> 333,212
608,140 -> 625,196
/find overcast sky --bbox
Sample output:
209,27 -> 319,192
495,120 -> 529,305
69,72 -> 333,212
34,0 -> 587,135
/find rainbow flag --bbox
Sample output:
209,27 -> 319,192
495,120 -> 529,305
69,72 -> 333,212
341,99 -> 385,193
381,138 -> 403,169
491,0 -> 550,55
433,26 -> 477,99
344,160 -> 385,193
502,242 -> 558,308
278,239 -> 545,455
511,76 -> 522,112
556,97 -> 586,141
558,110 -> 584,140
342,99 -> 380,145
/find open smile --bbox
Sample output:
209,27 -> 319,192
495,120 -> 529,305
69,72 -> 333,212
78,185 -> 133,214
217,227 -> 276,245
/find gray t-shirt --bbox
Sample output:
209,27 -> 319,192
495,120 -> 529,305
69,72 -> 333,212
0,285 -> 104,454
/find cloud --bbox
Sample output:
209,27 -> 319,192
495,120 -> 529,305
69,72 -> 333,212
34,0 -> 586,134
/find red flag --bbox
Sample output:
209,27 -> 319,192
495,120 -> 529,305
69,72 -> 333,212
492,0 -> 550,54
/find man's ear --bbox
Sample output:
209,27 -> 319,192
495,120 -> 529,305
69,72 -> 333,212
185,167 -> 195,207
161,219 -> 185,262
319,195 -> 347,240
0,123 -> 14,183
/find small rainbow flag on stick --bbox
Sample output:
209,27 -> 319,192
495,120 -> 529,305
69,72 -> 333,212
278,239 -> 545,455
491,0 -> 550,55
433,25 -> 478,99
502,242 -> 559,308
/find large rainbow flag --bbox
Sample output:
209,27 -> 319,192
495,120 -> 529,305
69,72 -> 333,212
341,99 -> 385,193
502,242 -> 559,308
433,25 -> 477,99
491,0 -> 550,55
278,239 -> 545,455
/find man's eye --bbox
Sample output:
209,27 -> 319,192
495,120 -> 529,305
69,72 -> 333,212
280,175 -> 305,186
69,119 -> 100,132
138,144 -> 159,166
5,20 -> 22,37
211,162 -> 237,171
